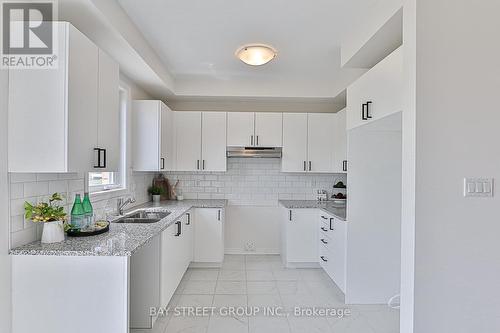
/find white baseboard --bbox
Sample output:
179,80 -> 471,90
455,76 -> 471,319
189,262 -> 222,268
284,262 -> 321,269
224,248 -> 280,255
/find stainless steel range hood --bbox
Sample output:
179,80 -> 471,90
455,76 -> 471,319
227,147 -> 282,158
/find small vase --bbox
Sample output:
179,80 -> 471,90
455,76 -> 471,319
41,220 -> 65,244
152,195 -> 161,203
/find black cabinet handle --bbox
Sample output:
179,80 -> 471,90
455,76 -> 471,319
320,256 -> 328,262
217,210 -> 221,221
202,160 -> 205,170
309,161 -> 312,171
94,148 -> 105,168
321,215 -> 328,220
161,158 -> 165,170
102,149 -> 106,168
321,239 -> 328,244
174,221 -> 181,236
303,161 -> 306,171
366,101 -> 373,119
256,135 -> 259,146
197,160 -> 200,170
321,227 -> 328,232
289,210 -> 292,221
343,160 -> 347,172
329,218 -> 334,231
251,135 -> 254,146
186,212 -> 191,225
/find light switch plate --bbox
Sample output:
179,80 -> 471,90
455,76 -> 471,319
464,178 -> 494,197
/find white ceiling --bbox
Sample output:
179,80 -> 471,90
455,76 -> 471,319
117,0 -> 377,99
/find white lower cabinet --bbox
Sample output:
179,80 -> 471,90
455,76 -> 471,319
159,208 -> 223,309
194,208 -> 224,263
160,212 -> 192,307
318,212 -> 347,293
281,208 -> 318,266
130,235 -> 161,329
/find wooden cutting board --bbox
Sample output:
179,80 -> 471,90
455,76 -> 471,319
152,174 -> 170,200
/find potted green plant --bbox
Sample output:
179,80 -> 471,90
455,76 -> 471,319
24,193 -> 67,244
148,185 -> 164,203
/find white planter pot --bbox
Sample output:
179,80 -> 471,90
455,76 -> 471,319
152,195 -> 161,203
41,220 -> 65,244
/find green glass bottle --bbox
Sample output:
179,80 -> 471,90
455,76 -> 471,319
82,192 -> 94,228
70,194 -> 85,229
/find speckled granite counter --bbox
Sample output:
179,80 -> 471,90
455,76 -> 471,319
10,199 -> 226,257
279,200 -> 346,221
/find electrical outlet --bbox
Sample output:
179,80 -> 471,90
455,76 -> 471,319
464,178 -> 494,197
244,241 -> 256,252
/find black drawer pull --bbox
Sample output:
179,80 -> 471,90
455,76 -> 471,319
321,227 -> 328,232
321,239 -> 328,244
321,215 -> 328,220
320,256 -> 328,262
174,221 -> 181,236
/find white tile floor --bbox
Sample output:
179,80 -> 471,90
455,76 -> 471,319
134,255 -> 399,333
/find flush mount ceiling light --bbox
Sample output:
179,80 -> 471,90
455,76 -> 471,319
236,44 -> 277,66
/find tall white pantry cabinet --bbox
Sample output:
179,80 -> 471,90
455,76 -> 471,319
8,22 -> 120,173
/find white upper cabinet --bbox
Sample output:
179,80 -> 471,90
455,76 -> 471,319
307,113 -> 335,173
254,112 -> 283,147
201,112 -> 227,172
333,109 -> 348,173
174,111 -> 226,172
227,112 -> 254,146
282,113 -> 336,173
174,112 -> 202,171
132,100 -> 173,172
97,49 -> 120,171
8,22 -> 120,173
282,113 -> 308,172
227,112 -> 282,147
346,46 -> 403,130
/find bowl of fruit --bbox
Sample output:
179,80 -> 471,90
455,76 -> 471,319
332,193 -> 347,204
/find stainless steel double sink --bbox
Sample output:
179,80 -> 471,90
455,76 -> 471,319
113,210 -> 170,224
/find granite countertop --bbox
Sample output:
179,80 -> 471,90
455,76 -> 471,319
10,199 -> 226,257
279,200 -> 346,221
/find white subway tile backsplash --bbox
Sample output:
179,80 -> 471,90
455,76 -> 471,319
10,173 -> 36,183
10,183 -> 24,199
24,181 -> 49,197
164,158 -> 346,207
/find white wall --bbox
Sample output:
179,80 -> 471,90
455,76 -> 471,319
164,158 -> 346,253
413,1 -> 500,332
0,68 -> 12,333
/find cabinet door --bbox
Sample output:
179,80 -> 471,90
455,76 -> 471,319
201,112 -> 227,172
346,47 -> 403,130
160,103 -> 174,171
130,235 -> 160,329
67,24 -> 99,172
307,113 -> 335,173
227,112 -> 254,146
175,112 -> 202,171
255,112 -> 282,147
132,101 -> 161,171
282,113 -> 308,172
96,49 -> 120,171
160,220 -> 184,307
285,209 -> 318,262
194,208 -> 224,263
334,109 -> 348,172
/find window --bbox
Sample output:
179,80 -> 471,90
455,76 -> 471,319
88,85 -> 129,193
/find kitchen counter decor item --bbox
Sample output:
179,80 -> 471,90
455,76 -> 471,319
24,193 -> 67,244
148,185 -> 164,203
66,221 -> 110,237
333,181 -> 347,189
152,174 -> 170,200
